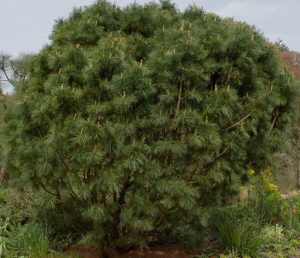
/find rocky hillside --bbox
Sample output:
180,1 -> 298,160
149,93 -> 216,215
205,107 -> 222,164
275,51 -> 300,191
281,51 -> 300,79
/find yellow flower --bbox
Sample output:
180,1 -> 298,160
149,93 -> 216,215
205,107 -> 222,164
267,183 -> 278,192
291,239 -> 300,247
247,169 -> 255,176
265,167 -> 273,177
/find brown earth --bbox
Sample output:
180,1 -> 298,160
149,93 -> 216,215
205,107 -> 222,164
64,244 -> 200,258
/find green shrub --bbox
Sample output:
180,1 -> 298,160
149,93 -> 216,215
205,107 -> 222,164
247,169 -> 290,226
260,224 -> 296,255
219,250 -> 247,258
160,224 -> 204,249
36,199 -> 88,249
1,0 -> 296,251
283,196 -> 300,238
249,190 -> 287,225
0,220 -> 53,258
210,206 -> 262,257
0,186 -> 34,224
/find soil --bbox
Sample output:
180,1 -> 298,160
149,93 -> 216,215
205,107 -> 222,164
65,243 -> 198,258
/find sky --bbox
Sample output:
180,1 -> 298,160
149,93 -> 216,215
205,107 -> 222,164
0,0 -> 299,57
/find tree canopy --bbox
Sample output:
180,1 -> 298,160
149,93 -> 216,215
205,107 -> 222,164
1,0 -> 297,252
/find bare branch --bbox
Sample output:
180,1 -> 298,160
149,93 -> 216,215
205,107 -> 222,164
1,66 -> 16,87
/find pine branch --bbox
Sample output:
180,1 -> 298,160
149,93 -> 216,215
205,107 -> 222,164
224,109 -> 255,131
1,67 -> 16,87
200,144 -> 231,175
112,174 -> 133,239
64,178 -> 88,207
266,107 -> 279,137
0,56 -> 16,87
10,60 -> 26,82
212,145 -> 230,162
174,81 -> 183,118
59,157 -> 88,207
39,180 -> 61,198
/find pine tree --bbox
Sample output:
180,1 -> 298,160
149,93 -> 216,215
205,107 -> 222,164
1,0 -> 297,253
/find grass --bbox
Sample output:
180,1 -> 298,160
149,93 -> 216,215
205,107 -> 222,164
0,221 -> 53,258
209,206 -> 262,257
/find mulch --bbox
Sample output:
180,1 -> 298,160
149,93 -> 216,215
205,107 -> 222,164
65,243 -> 199,258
